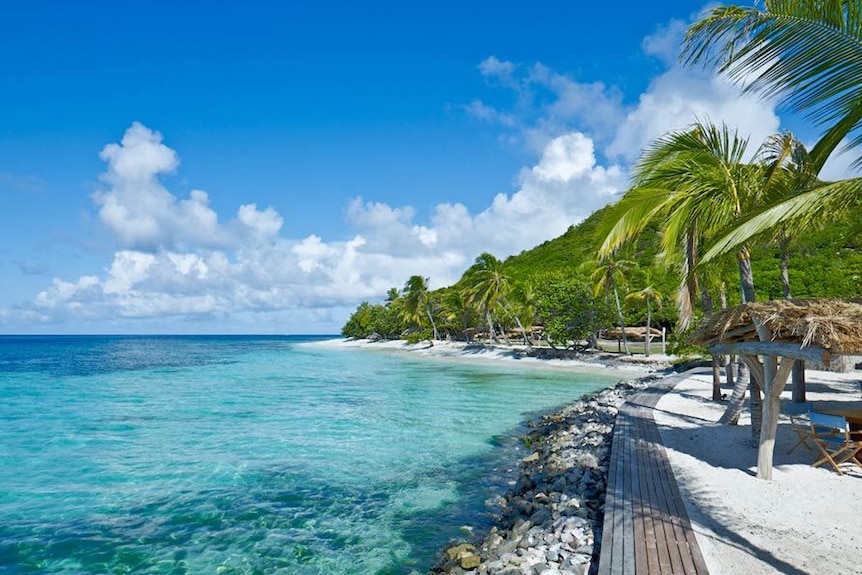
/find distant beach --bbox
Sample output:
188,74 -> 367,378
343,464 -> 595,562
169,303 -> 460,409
313,337 -> 675,374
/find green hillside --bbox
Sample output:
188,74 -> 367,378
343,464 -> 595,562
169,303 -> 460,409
343,202 -> 862,342
491,203 -> 862,335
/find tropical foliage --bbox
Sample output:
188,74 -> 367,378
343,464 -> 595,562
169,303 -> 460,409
343,1 -> 862,351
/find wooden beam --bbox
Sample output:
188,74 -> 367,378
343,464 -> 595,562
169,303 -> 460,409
741,355 -> 763,387
709,341 -> 832,366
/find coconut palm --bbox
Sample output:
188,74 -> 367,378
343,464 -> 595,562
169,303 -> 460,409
401,275 -> 439,341
682,1 -> 862,254
599,122 -> 768,403
756,132 -> 822,298
600,122 -> 763,311
465,253 -> 512,344
586,255 -> 636,355
440,287 -> 477,342
625,283 -> 663,357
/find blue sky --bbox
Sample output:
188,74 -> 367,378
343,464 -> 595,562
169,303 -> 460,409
0,1 -> 852,334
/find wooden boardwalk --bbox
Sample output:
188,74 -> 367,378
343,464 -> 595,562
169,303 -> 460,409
597,379 -> 710,575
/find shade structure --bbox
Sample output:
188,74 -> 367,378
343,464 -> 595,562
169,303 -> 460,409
689,299 -> 862,479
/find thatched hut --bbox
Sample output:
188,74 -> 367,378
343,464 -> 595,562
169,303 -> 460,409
689,298 -> 862,479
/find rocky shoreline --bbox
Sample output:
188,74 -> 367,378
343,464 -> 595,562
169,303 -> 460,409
431,376 -> 658,575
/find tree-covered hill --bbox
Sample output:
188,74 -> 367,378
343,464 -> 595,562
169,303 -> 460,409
342,200 -> 862,344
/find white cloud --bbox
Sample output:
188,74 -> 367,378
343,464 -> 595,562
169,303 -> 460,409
93,122 -> 225,251
641,19 -> 688,66
817,140 -> 862,181
478,56 -> 516,84
606,67 -> 781,162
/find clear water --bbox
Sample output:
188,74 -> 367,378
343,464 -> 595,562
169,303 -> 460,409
0,335 -> 621,574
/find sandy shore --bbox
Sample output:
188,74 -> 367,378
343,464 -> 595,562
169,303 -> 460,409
655,368 -> 862,575
317,338 -> 862,574
311,338 -> 674,375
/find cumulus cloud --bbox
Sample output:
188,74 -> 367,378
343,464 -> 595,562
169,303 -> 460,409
19,121 -> 625,330
606,68 -> 781,162
93,122 -> 225,251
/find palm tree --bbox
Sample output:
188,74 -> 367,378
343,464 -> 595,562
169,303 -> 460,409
756,132 -> 821,299
682,2 -> 862,253
600,122 -> 762,310
440,287 -> 476,342
401,275 -> 439,341
507,282 -> 538,346
587,254 -> 636,355
599,122 -> 768,403
626,283 -> 663,357
466,253 -> 517,345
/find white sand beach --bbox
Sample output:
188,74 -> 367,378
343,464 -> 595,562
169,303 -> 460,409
311,337 -> 671,374
655,369 -> 862,575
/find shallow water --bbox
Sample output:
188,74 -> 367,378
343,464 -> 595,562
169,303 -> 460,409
0,335 -> 621,574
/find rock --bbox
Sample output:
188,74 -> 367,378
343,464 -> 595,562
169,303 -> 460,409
460,553 -> 482,569
446,543 -> 475,561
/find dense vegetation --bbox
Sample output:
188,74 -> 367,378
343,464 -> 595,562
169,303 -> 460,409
341,205 -> 862,348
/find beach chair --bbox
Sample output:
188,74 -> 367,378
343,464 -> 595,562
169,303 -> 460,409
808,411 -> 862,474
786,402 -> 814,454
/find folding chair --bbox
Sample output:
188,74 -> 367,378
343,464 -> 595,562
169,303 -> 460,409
786,402 -> 814,454
809,411 -> 862,474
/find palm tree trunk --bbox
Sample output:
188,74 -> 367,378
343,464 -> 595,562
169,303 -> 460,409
485,309 -> 497,343
512,315 -> 531,346
645,300 -> 651,357
737,246 -> 757,303
612,286 -> 631,355
497,318 -> 511,345
425,307 -> 439,341
719,247 -> 756,422
712,357 -> 723,400
780,240 -> 792,300
719,359 -> 749,425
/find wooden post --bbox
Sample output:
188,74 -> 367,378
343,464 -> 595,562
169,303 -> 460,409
756,357 -> 794,480
791,360 -> 806,403
661,327 -> 666,355
711,356 -> 722,400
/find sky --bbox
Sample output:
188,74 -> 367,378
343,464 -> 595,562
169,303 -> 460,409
0,1 -> 857,334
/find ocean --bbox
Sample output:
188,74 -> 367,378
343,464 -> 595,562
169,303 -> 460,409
0,335 -> 621,574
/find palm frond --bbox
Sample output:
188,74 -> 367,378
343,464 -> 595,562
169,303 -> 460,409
683,1 -> 862,166
702,176 -> 862,262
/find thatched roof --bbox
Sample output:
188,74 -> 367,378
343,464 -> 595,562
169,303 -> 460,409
606,326 -> 663,338
688,298 -> 862,354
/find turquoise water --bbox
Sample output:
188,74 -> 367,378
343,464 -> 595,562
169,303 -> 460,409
0,336 -> 621,574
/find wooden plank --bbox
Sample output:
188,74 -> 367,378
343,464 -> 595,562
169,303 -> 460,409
630,413 -> 648,574
634,411 -> 662,575
709,340 -> 831,365
598,410 -> 623,575
646,419 -> 697,575
621,413 -> 635,574
639,434 -> 661,575
641,410 -> 679,574
598,379 -> 710,575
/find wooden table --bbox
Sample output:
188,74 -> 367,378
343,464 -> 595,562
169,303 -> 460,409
819,406 -> 862,426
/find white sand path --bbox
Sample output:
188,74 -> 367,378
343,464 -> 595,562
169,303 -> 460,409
655,369 -> 862,575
